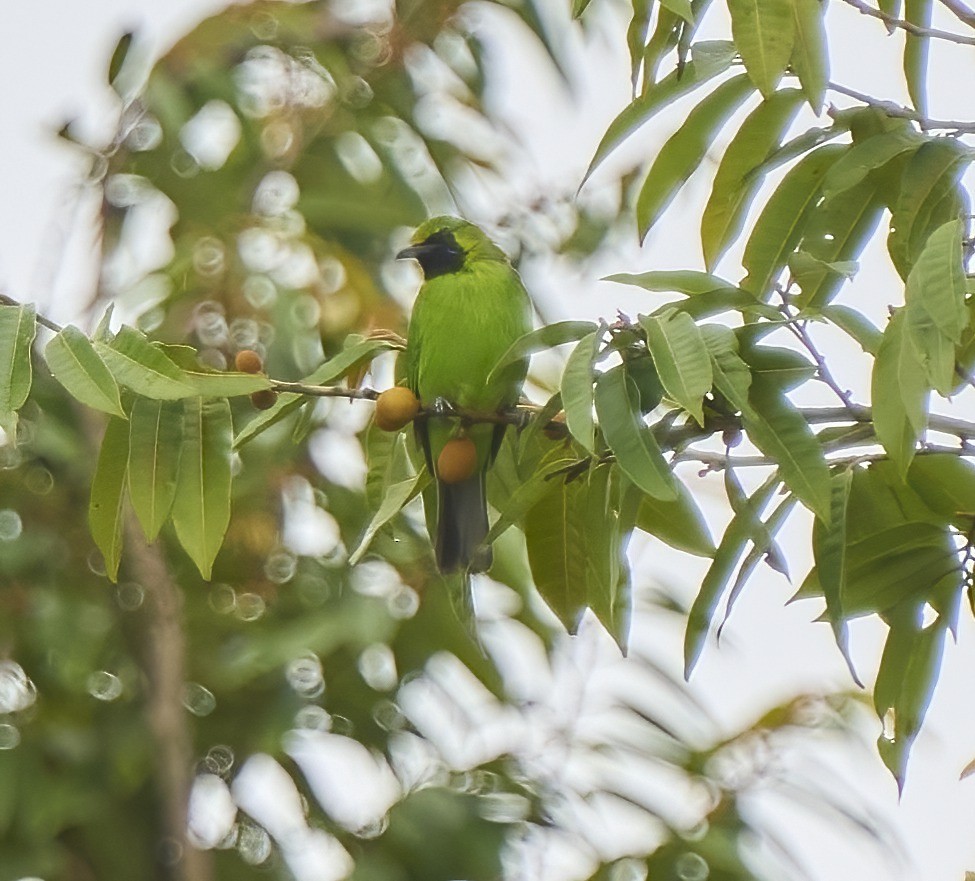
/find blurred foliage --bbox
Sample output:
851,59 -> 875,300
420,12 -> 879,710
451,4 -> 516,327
3,0 -> 975,877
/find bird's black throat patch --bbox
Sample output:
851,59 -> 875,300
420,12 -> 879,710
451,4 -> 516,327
399,229 -> 466,278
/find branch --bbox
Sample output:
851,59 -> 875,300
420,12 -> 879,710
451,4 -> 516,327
827,82 -> 975,133
0,292 -> 63,333
937,0 -> 975,30
673,444 -> 975,472
838,0 -> 975,44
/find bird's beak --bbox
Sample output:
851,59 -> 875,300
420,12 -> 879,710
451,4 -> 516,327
396,243 -> 426,261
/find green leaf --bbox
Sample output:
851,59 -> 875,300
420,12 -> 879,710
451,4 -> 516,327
640,310 -> 713,424
794,176 -> 886,309
742,144 -> 845,299
594,366 -> 677,500
748,121 -> 850,182
791,0 -> 829,112
888,139 -> 972,279
44,326 -> 126,418
626,0 -> 654,89
561,330 -> 602,452
637,74 -> 754,240
872,310 -> 928,477
684,475 -> 780,676
636,475 -> 716,556
585,464 -> 632,649
171,398 -> 233,579
904,219 -> 967,394
701,324 -> 751,411
95,326 -> 195,400
642,9 -> 681,86
604,270 -> 740,297
583,40 -> 736,183
701,89 -> 804,269
660,0 -> 693,21
743,378 -> 831,520
89,417 -> 129,582
127,398 -> 183,541
903,0 -> 931,116
108,30 -> 135,90
487,321 -> 598,385
728,0 -> 795,96
906,454 -> 975,522
180,371 -> 271,397
0,304 -> 36,437
813,469 -> 862,684
821,305 -> 882,355
821,130 -> 922,202
349,469 -> 431,566
740,343 -> 815,391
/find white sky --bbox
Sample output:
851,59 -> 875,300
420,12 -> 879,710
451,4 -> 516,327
2,1 -> 975,879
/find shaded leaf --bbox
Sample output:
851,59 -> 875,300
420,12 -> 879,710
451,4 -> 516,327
821,305 -> 882,355
791,0 -> 829,112
45,326 -> 126,418
740,343 -> 815,391
635,474 -> 716,556
701,89 -> 804,269
903,0 -> 931,116
595,366 -> 676,500
88,417 -> 129,582
108,30 -> 135,90
637,74 -> 754,240
487,320 -> 598,385
906,454 -> 975,522
171,398 -> 233,579
127,398 -> 183,541
728,0 -> 795,96
821,129 -> 922,202
701,324 -> 752,411
561,329 -> 602,452
0,303 -> 36,437
349,469 -> 430,565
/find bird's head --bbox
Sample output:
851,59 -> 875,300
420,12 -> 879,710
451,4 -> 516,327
396,216 -> 506,278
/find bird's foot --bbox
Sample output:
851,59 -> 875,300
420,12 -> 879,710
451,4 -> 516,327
431,396 -> 458,417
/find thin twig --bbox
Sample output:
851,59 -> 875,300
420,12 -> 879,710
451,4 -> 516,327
673,444 -> 975,472
0,292 -> 63,333
937,0 -> 975,30
839,0 -> 975,44
827,82 -> 975,133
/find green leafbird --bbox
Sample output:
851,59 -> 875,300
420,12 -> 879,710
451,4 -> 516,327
398,216 -> 533,573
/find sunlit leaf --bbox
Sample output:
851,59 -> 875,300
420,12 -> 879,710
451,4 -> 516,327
586,464 -> 632,649
44,325 -> 126,418
583,40 -> 736,183
605,270 -> 740,297
821,129 -> 922,202
791,0 -> 829,112
742,144 -> 845,300
701,324 -> 752,411
88,416 -> 129,582
0,303 -> 36,437
171,398 -> 233,579
95,326 -> 194,400
635,474 -> 715,556
701,89 -> 804,269
128,398 -> 183,541
561,329 -> 602,452
595,366 -> 676,500
820,305 -> 882,355
728,0 -> 795,96
637,74 -> 754,241
740,343 -> 815,391
641,310 -> 713,424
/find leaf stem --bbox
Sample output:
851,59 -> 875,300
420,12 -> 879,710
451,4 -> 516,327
838,0 -> 975,45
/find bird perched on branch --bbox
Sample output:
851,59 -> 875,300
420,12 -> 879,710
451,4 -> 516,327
398,216 -> 532,573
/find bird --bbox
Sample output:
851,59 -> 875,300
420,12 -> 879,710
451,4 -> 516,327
397,216 -> 533,573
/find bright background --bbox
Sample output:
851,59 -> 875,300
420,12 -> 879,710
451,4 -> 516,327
2,0 -> 974,878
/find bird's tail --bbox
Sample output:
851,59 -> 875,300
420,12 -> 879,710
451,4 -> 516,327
436,474 -> 491,573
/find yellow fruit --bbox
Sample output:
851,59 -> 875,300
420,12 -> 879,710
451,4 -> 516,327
437,437 -> 478,485
374,387 -> 420,432
250,389 -> 278,410
235,349 -> 264,374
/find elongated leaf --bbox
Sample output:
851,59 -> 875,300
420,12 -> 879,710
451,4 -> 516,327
635,474 -> 715,556
813,469 -> 861,684
641,310 -> 712,424
660,0 -> 693,21
45,325 -> 125,418
791,0 -> 828,112
821,305 -> 882,355
95,326 -> 194,399
903,0 -> 931,116
605,270 -> 739,296
128,398 -> 183,541
181,371 -> 271,397
739,344 -> 815,391
561,330 -> 602,452
583,40 -> 736,183
595,366 -> 676,500
701,324 -> 751,411
637,74 -> 754,240
888,139 -> 972,278
349,469 -> 431,565
821,129 -> 922,202
747,122 -> 849,182
0,304 -> 36,437
487,321 -> 598,385
89,416 -> 129,582
742,144 -> 845,299
642,9 -> 680,86
906,454 -> 975,522
171,398 -> 233,579
794,175 -> 887,309
684,475 -> 779,676
728,0 -> 795,96
743,378 -> 831,520
626,0 -> 654,89
585,464 -> 631,649
701,89 -> 804,269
